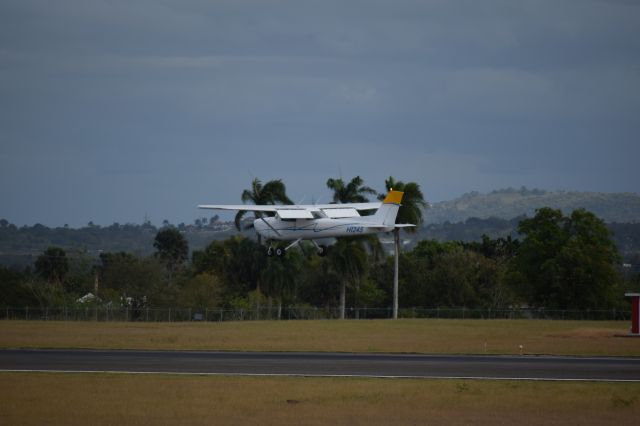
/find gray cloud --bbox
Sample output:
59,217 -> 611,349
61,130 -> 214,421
1,0 -> 639,226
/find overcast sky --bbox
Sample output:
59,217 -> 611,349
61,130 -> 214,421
1,0 -> 639,227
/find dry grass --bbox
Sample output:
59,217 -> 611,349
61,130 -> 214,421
0,372 -> 638,425
1,319 -> 638,356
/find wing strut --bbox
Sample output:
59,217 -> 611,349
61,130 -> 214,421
284,238 -> 303,251
260,217 -> 281,236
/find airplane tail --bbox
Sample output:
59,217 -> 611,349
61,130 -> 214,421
367,190 -> 404,226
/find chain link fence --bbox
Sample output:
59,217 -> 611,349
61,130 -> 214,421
1,306 -> 631,322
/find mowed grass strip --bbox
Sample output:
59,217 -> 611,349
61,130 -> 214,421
1,319 -> 638,356
0,373 -> 639,426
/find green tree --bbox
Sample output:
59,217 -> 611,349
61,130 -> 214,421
234,178 -> 293,244
261,252 -> 303,319
226,178 -> 289,318
326,175 -> 376,203
407,240 -> 465,307
464,235 -> 520,260
177,272 -> 223,310
99,252 -> 165,306
297,254 -> 341,309
153,228 -> 189,285
328,238 -> 369,319
326,175 -> 377,318
35,247 -> 69,284
64,251 -> 96,297
0,267 -> 34,306
394,240 -> 509,309
192,236 -> 265,302
463,235 -> 519,309
380,177 -> 427,318
513,208 -> 620,309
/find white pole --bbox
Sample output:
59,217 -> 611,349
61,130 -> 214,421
393,229 -> 399,319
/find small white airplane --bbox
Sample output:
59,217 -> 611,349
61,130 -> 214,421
198,190 -> 413,257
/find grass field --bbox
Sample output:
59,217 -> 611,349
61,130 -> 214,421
1,372 -> 639,425
1,319 -> 638,356
2,320 -> 639,424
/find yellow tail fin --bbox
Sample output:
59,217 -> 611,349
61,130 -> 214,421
383,190 -> 404,205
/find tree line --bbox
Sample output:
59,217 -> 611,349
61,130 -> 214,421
1,176 -> 638,317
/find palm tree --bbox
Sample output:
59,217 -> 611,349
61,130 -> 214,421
326,176 -> 377,203
379,177 -> 428,319
234,178 -> 292,317
235,178 -> 293,244
326,175 -> 377,319
328,238 -> 368,319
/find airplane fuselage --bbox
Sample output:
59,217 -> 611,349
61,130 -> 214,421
254,217 -> 393,241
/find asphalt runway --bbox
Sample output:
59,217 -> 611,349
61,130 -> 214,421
1,349 -> 639,381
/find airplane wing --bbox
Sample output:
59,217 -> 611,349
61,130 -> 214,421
198,201 -> 382,221
198,204 -> 282,212
198,202 -> 381,212
304,202 -> 381,211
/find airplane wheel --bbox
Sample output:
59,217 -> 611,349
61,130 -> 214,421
317,245 -> 328,257
275,247 -> 285,258
267,247 -> 274,257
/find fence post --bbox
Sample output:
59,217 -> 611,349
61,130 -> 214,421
25,306 -> 28,320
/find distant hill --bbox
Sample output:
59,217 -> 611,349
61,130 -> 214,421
426,187 -> 640,224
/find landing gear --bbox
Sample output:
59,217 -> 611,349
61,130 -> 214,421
266,243 -> 287,258
266,239 -> 328,258
311,240 -> 329,257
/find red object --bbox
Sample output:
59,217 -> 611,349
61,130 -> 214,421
626,293 -> 640,335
